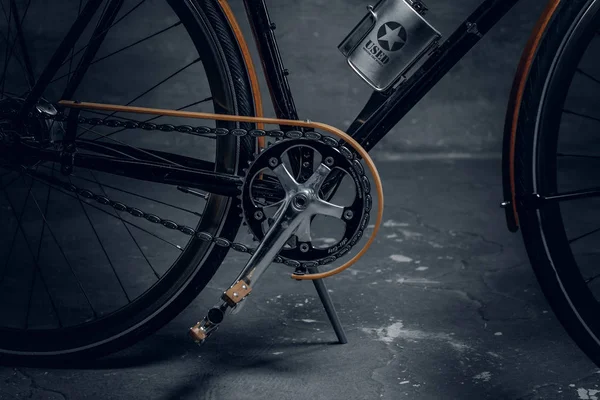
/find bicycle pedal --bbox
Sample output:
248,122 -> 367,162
188,280 -> 253,344
188,325 -> 209,345
189,322 -> 213,345
189,306 -> 226,344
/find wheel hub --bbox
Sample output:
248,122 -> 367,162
0,97 -> 63,165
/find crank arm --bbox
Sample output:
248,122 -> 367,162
189,164 -> 325,344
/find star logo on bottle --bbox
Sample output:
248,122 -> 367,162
376,22 -> 407,52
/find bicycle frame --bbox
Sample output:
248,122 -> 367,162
243,0 -> 519,143
9,0 -> 562,230
238,0 -> 547,232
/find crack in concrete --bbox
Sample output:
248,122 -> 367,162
358,324 -> 413,400
426,285 -> 489,322
514,382 -> 560,399
479,273 -> 541,319
461,229 -> 504,249
369,352 -> 397,400
513,368 -> 600,399
572,368 -> 600,385
394,206 -> 505,258
15,368 -> 68,400
482,260 -> 530,274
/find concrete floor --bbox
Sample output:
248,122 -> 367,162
2,158 -> 600,400
2,0 -> 600,399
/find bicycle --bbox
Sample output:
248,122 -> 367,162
0,0 -> 599,368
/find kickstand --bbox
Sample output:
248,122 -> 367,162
308,266 -> 348,344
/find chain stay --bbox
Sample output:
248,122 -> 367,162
30,111 -> 368,268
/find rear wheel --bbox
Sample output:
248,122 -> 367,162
0,0 -> 254,364
515,0 -> 600,367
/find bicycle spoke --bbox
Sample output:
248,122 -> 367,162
60,0 -> 148,67
0,3 -> 31,91
0,0 -> 13,97
89,21 -> 182,65
76,124 -> 185,166
79,139 -> 142,160
0,170 -> 24,190
0,0 -> 9,23
0,169 -> 15,180
97,57 -> 201,122
28,188 -> 98,321
563,109 -> 600,123
89,171 -> 160,279
569,226 -> 600,244
24,164 -> 54,328
585,272 -> 600,285
23,269 -> 37,328
9,0 -> 34,88
576,68 -> 600,86
26,171 -> 185,252
539,187 -> 600,205
67,0 -> 83,97
0,180 -> 64,327
63,0 -> 125,100
557,153 -> 600,160
167,97 -> 215,114
52,21 -> 183,85
75,140 -> 217,175
68,176 -> 131,303
87,96 -> 214,141
18,0 -> 105,119
0,0 -> 243,345
49,167 -> 203,217
0,174 -> 33,287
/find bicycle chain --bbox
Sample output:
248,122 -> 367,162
24,111 -> 371,269
29,167 -> 257,256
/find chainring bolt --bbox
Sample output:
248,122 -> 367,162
343,209 -> 354,220
268,157 -> 279,167
254,210 -> 264,220
325,156 -> 334,167
300,243 -> 310,253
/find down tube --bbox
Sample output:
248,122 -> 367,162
346,0 -> 521,151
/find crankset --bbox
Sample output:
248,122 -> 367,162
56,100 -> 384,345
242,138 -> 372,268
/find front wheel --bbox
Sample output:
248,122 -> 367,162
515,0 -> 600,367
0,0 -> 254,364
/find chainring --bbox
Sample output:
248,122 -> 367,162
241,137 -> 372,267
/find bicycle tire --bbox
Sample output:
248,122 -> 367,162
0,0 -> 255,364
515,0 -> 600,367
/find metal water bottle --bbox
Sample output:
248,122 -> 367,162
339,0 -> 441,91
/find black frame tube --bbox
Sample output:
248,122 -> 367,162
348,0 -> 522,151
9,0 -> 36,88
62,0 -> 125,100
243,0 -> 522,152
242,0 -> 299,122
21,145 -> 244,197
17,0 -> 105,119
241,0 -> 308,177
